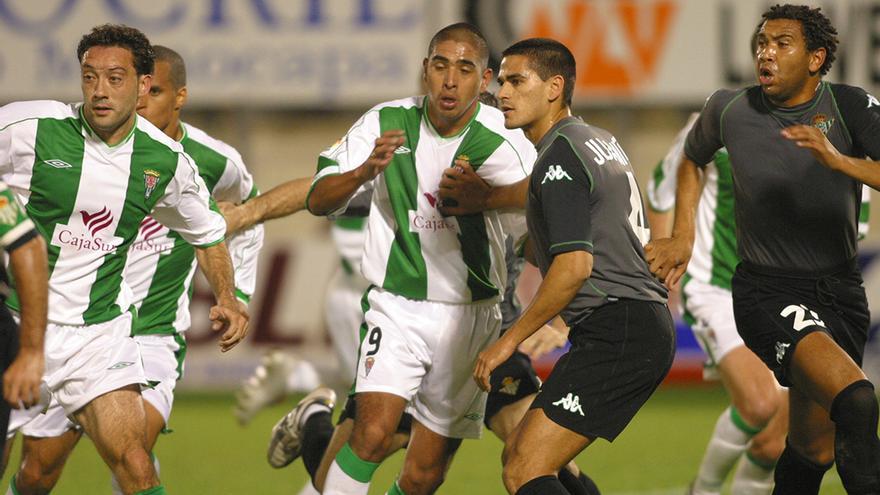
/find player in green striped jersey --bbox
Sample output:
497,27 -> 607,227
3,44 -> 264,495
0,25 -> 247,495
308,23 -> 535,495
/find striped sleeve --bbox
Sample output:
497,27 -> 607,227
0,183 -> 37,251
647,113 -> 700,212
151,153 -> 227,247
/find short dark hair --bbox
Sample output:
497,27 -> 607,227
478,91 -> 498,108
502,38 -> 576,107
427,22 -> 489,69
762,4 -> 838,75
153,45 -> 187,89
77,24 -> 154,76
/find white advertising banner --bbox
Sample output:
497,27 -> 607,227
0,0 -> 431,106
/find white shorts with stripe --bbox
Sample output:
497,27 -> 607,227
682,279 -> 744,380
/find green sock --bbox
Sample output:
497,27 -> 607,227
133,485 -> 167,495
336,443 -> 380,483
387,480 -> 406,495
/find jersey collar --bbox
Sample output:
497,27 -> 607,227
421,96 -> 481,141
77,103 -> 138,150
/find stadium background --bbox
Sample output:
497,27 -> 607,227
0,1 -> 879,493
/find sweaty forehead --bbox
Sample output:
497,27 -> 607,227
499,55 -> 534,78
82,45 -> 135,70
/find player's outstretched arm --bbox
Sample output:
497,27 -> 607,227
474,250 -> 592,391
438,160 -> 529,215
644,156 -> 703,288
195,242 -> 250,352
308,130 -> 404,216
782,125 -> 880,190
4,235 -> 47,408
222,177 -> 312,235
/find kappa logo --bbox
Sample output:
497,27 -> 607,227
107,361 -> 134,370
868,94 -> 880,108
542,165 -> 573,184
80,207 -> 113,236
41,159 -> 72,169
553,393 -> 585,416
775,341 -> 791,364
394,146 -> 412,154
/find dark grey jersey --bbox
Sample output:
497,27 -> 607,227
686,82 -> 880,272
500,235 -> 524,331
527,117 -> 667,325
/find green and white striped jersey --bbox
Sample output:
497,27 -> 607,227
0,100 -> 226,326
125,123 -> 263,336
312,97 -> 535,303
648,113 -> 871,290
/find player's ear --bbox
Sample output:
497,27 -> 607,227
548,74 -> 564,103
808,47 -> 826,75
176,86 -> 188,111
138,74 -> 152,99
422,58 -> 429,83
480,68 -> 492,93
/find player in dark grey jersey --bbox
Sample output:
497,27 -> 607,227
465,38 -> 674,495
646,5 -> 880,494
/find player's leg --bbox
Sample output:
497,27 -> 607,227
730,389 -> 788,494
323,392 -> 407,495
502,408 -> 592,495
785,331 -> 879,494
12,430 -> 81,495
72,386 -> 159,493
772,383 -> 834,494
392,420 -> 461,495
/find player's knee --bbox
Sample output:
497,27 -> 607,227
748,432 -> 785,466
501,456 -> 533,494
400,464 -> 446,495
350,423 -> 394,462
16,462 -> 58,495
831,380 -> 877,432
788,434 -> 835,466
115,447 -> 157,484
735,395 -> 779,429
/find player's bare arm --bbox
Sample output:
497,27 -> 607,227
438,160 -> 529,215
645,156 -> 702,287
782,124 -> 880,190
307,130 -> 404,215
195,242 -> 249,352
220,176 -> 312,235
3,235 -> 47,408
474,250 -> 592,391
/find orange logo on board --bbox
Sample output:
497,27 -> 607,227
524,0 -> 678,96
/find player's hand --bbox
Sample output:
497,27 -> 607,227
210,297 -> 250,352
644,236 -> 693,288
518,321 -> 569,360
3,347 -> 43,409
218,201 -> 245,235
438,159 -> 491,216
356,130 -> 405,181
473,336 -> 517,392
781,125 -> 844,170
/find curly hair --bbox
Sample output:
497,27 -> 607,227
762,4 -> 838,75
77,24 -> 154,76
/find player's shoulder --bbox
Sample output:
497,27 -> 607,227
828,82 -> 878,110
472,103 -> 533,151
181,122 -> 244,163
0,100 -> 76,129
705,87 -> 751,111
366,96 -> 422,115
134,116 -> 184,153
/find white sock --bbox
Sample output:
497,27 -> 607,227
111,453 -> 161,494
692,406 -> 755,494
731,454 -> 774,495
323,458 -> 370,495
296,481 -> 321,495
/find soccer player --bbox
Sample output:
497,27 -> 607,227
0,184 -> 48,452
1,44 -> 265,495
306,22 -> 536,495
0,25 -> 247,495
646,5 -> 880,494
467,38 -> 674,495
648,114 -> 787,494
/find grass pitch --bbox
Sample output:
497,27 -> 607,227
0,386 -> 846,494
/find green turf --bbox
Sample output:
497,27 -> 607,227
0,386 -> 846,494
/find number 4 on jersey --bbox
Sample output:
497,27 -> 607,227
625,171 -> 650,246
